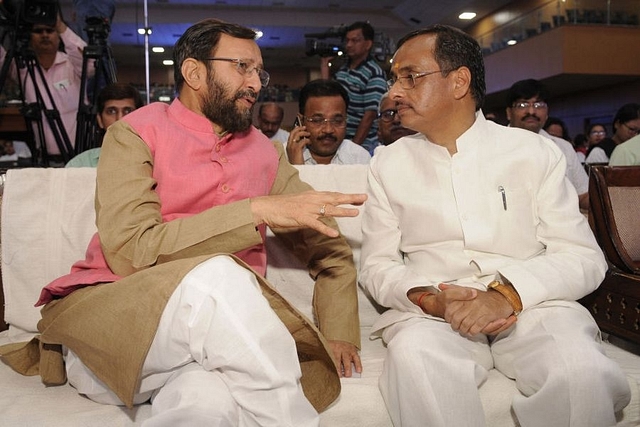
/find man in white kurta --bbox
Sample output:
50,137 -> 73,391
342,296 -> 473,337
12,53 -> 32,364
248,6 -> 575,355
360,25 -> 631,427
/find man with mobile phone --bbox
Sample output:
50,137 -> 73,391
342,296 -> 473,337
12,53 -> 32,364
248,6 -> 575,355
286,79 -> 371,165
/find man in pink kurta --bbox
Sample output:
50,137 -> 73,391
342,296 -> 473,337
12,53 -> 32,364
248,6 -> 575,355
11,19 -> 366,425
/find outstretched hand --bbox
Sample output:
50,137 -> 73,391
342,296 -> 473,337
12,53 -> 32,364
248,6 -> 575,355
250,190 -> 367,237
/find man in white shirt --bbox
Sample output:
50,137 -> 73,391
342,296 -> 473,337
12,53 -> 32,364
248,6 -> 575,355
257,102 -> 290,145
286,79 -> 370,165
505,79 -> 590,210
361,24 -> 630,427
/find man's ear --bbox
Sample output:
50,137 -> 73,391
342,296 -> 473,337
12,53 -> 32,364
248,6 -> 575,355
181,58 -> 205,91
452,66 -> 472,101
505,107 -> 513,124
365,39 -> 374,52
96,114 -> 104,130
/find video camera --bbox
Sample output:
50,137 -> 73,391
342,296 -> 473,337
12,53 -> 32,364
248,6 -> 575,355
305,39 -> 342,58
84,16 -> 110,46
304,25 -> 346,57
0,0 -> 58,28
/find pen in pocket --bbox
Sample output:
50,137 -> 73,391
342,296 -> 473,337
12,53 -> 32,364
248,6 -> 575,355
498,186 -> 507,211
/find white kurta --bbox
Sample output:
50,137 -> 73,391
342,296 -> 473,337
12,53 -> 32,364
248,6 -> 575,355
360,113 -> 629,426
362,113 -> 605,331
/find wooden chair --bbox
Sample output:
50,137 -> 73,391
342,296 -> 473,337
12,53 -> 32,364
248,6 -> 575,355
580,166 -> 640,344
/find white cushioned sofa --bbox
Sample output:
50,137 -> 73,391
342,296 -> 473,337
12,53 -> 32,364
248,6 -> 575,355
1,165 -> 639,426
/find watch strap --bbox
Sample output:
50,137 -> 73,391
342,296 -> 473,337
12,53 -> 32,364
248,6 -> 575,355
487,280 -> 523,316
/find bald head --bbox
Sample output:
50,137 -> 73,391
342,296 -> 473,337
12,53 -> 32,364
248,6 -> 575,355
258,102 -> 285,138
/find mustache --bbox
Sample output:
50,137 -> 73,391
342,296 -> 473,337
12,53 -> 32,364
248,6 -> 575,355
522,114 -> 540,120
234,89 -> 257,102
317,134 -> 338,142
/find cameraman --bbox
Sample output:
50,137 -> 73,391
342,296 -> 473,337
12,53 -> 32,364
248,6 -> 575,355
0,7 -> 93,166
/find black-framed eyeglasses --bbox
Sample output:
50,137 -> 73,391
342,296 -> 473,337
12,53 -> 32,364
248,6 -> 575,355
386,69 -> 445,90
622,122 -> 640,135
205,57 -> 270,86
303,116 -> 347,128
511,101 -> 548,110
378,109 -> 398,122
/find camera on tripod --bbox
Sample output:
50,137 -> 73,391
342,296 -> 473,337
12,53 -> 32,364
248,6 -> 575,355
84,16 -> 110,46
0,0 -> 58,28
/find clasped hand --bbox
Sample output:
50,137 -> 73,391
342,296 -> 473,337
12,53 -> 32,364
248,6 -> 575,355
251,190 -> 367,238
422,283 -> 517,337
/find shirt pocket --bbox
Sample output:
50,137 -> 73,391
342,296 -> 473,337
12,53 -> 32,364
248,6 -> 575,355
484,186 -> 541,258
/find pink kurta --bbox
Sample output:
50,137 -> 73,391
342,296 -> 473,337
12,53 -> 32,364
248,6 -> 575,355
38,99 -> 279,305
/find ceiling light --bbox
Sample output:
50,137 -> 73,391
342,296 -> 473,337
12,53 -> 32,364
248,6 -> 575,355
138,27 -> 152,35
254,29 -> 263,40
152,47 -> 165,53
163,59 -> 174,66
507,39 -> 517,46
459,12 -> 476,20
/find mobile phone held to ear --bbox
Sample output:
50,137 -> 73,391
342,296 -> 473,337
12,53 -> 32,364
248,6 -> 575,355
294,116 -> 302,127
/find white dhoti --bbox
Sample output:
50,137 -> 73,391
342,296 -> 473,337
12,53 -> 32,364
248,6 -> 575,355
66,255 -> 319,427
379,301 -> 631,427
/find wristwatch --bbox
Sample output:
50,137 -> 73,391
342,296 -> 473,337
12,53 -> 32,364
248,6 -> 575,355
487,280 -> 523,316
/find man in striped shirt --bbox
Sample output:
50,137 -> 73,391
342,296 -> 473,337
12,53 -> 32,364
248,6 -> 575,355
322,22 -> 387,154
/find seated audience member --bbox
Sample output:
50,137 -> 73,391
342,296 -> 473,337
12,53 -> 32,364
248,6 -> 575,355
374,92 -> 416,153
361,24 -> 630,427
0,19 -> 365,425
586,123 -> 607,148
506,79 -> 589,210
585,103 -> 640,164
0,139 -> 32,163
573,133 -> 588,163
609,133 -> 640,165
286,79 -> 371,165
66,83 -> 144,168
543,116 -> 570,141
257,102 -> 290,145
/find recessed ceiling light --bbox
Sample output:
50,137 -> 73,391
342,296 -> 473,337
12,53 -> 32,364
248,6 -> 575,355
459,12 -> 477,20
253,29 -> 263,40
152,47 -> 165,53
163,60 -> 174,66
507,39 -> 517,45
